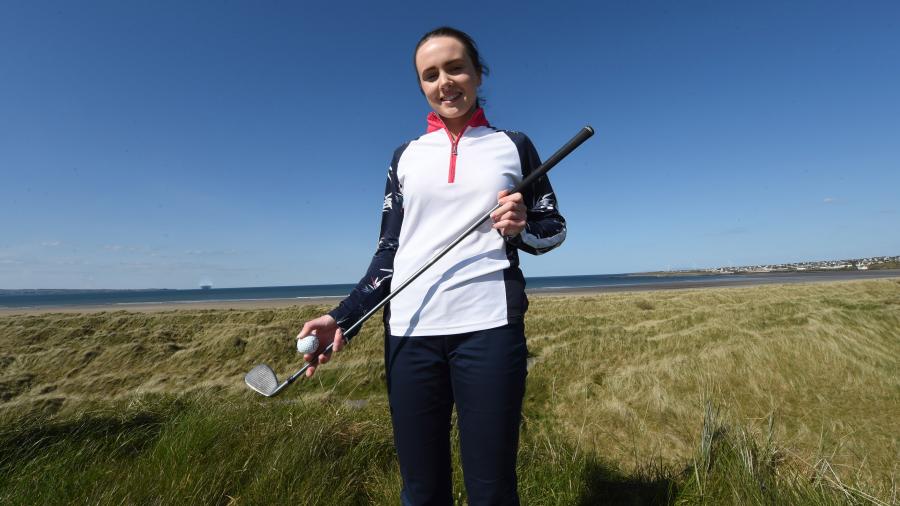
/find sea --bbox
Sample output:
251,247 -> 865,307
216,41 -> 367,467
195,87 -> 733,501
2,270 -> 897,310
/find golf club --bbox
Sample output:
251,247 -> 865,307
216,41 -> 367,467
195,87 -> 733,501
245,125 -> 594,397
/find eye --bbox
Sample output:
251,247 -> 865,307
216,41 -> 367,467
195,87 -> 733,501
422,72 -> 437,82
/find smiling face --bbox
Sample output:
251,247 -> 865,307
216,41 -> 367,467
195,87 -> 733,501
415,36 -> 482,132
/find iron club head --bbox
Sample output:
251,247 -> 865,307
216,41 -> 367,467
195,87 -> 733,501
245,364 -> 280,397
245,361 -> 314,397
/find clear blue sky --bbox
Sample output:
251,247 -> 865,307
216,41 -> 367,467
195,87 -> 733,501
1,1 -> 898,289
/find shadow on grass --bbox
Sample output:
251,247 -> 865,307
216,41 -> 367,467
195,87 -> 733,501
577,459 -> 676,506
0,410 -> 166,473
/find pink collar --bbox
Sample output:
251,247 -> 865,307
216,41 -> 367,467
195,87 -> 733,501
426,107 -> 489,133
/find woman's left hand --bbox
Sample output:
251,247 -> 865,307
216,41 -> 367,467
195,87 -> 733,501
492,190 -> 527,238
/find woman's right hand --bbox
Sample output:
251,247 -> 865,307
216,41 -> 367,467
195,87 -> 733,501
297,314 -> 345,377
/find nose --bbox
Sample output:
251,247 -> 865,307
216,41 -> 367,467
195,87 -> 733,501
438,70 -> 454,88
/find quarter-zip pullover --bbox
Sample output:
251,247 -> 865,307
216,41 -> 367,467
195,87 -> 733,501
329,109 -> 566,337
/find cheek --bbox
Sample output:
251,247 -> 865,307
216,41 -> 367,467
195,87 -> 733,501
422,84 -> 440,101
463,76 -> 479,95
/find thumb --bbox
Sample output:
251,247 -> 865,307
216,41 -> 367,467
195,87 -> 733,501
334,327 -> 345,352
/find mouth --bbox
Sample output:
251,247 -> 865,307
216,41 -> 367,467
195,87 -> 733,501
440,92 -> 462,105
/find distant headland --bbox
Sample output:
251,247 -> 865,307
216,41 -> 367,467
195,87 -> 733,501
639,255 -> 900,276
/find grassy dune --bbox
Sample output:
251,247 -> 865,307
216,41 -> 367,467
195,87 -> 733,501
1,279 -> 898,504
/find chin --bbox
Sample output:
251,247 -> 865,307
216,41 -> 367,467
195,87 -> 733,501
437,103 -> 473,118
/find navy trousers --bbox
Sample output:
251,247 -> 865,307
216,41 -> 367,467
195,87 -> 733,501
385,321 -> 528,506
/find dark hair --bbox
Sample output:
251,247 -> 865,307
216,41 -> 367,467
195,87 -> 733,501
414,26 -> 490,104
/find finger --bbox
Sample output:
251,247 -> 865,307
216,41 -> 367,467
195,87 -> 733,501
305,365 -> 316,378
319,354 -> 330,365
493,217 -> 525,229
498,189 -> 509,200
495,220 -> 526,235
298,322 -> 313,339
334,329 -> 345,352
508,203 -> 526,217
503,192 -> 523,204
491,202 -> 515,221
504,204 -> 527,222
498,192 -> 523,205
498,210 -> 523,222
493,219 -> 514,231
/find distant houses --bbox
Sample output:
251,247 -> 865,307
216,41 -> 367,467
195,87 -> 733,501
698,255 -> 898,274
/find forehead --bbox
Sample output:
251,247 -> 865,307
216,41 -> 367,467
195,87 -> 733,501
415,36 -> 469,71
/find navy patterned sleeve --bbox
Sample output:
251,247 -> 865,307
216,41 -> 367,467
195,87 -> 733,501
328,144 -> 407,338
504,132 -> 567,255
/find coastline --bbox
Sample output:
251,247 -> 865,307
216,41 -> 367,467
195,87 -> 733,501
0,296 -> 345,316
527,269 -> 900,296
2,270 -> 897,316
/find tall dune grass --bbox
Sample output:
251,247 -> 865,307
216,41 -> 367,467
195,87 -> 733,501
1,279 -> 897,504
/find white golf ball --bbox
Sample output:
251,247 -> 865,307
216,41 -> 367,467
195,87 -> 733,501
296,334 -> 319,355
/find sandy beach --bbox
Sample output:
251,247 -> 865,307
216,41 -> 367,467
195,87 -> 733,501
0,296 -> 345,316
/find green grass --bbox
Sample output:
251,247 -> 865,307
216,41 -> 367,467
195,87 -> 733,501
868,261 -> 900,270
1,279 -> 898,504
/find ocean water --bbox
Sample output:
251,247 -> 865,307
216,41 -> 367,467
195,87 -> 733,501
1,271 -> 896,309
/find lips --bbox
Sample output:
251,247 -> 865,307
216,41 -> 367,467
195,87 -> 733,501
441,92 -> 462,104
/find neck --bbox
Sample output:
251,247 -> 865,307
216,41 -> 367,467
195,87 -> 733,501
442,104 -> 478,139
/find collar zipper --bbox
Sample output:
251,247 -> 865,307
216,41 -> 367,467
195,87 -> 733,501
448,132 -> 463,183
430,108 -> 487,184
442,122 -> 467,184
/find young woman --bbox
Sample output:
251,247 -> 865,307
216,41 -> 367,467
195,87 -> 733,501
297,27 -> 566,505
